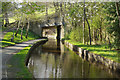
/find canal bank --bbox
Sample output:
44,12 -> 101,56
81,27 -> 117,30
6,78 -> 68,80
62,40 -> 120,73
2,39 -> 48,78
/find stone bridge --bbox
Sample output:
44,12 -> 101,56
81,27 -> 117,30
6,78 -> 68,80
29,16 -> 64,40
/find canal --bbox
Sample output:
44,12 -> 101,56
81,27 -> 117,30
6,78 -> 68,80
26,39 -> 120,78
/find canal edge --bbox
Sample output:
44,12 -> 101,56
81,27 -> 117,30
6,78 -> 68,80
62,40 -> 120,73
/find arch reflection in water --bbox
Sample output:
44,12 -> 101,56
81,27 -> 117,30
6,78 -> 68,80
27,39 -> 120,78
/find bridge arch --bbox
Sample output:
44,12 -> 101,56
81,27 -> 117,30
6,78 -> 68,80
29,22 -> 64,40
42,25 -> 61,40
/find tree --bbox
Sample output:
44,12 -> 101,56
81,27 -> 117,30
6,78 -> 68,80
115,2 -> 120,28
25,18 -> 30,38
86,18 -> 91,45
83,0 -> 85,44
2,2 -> 11,27
105,2 -> 120,49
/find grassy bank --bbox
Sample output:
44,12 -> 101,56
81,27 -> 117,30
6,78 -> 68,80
1,29 -> 40,47
66,40 -> 120,63
8,45 -> 33,78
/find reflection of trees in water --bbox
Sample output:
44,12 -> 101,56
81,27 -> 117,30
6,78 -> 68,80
42,39 -> 57,49
27,40 -> 120,78
82,59 -> 84,78
54,54 -> 58,78
45,53 -> 49,77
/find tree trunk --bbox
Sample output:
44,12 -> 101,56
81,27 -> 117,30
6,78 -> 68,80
21,24 -> 24,40
93,28 -> 95,43
100,26 -> 102,42
56,2 -> 59,11
99,17 -> 103,42
64,2 -> 66,12
108,36 -> 111,50
11,31 -> 14,42
86,18 -> 91,45
104,29 -> 107,44
96,29 -> 98,41
2,14 -> 4,27
54,2 -> 59,13
60,2 -> 62,16
94,29 -> 98,44
15,21 -> 20,37
115,2 -> 120,28
63,2 -> 66,37
4,12 -> 9,27
25,20 -> 30,38
46,2 -> 48,23
46,4 -> 48,16
53,2 -> 56,13
83,0 -> 85,44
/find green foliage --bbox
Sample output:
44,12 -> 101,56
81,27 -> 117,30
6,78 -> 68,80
92,16 -> 102,29
105,2 -> 120,49
1,29 -> 40,47
2,2 -> 13,13
69,27 -> 83,42
69,30 -> 75,41
64,32 -> 70,40
64,2 -> 120,49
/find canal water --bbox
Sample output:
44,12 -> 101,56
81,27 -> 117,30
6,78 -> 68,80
27,39 -> 120,78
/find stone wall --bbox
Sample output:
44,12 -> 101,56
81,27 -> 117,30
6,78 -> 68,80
63,40 -> 120,73
60,25 -> 64,39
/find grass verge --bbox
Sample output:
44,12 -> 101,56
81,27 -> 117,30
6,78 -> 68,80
8,45 -> 33,78
66,40 -> 120,63
1,29 -> 40,47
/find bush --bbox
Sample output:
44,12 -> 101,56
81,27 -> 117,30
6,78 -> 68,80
64,32 -> 70,40
69,27 -> 83,42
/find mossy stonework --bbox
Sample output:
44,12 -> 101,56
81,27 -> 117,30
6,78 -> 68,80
63,40 -> 120,73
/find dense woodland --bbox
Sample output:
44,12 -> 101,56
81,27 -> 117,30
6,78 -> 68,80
1,1 -> 120,49
63,2 -> 120,50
